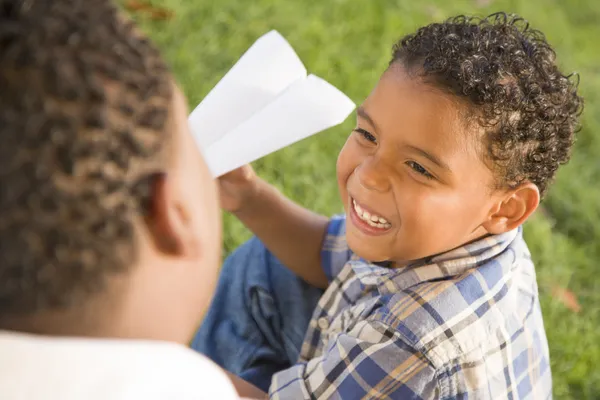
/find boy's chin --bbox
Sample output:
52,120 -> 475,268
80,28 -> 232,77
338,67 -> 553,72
346,233 -> 392,264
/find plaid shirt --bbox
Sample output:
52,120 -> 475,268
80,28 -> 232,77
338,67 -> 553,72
269,215 -> 552,399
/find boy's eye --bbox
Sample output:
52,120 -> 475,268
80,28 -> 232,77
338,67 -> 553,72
406,161 -> 434,179
354,128 -> 377,144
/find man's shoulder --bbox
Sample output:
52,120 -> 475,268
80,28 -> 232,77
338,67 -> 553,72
93,340 -> 241,399
0,333 -> 240,399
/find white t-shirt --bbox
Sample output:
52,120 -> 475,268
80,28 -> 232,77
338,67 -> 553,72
0,331 -> 240,399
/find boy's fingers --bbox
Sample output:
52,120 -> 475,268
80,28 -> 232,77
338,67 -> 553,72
239,164 -> 255,180
220,165 -> 254,182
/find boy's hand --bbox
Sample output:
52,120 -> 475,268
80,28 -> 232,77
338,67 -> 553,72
218,165 -> 260,213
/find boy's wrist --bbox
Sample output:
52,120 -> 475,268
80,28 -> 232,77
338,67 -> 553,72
231,177 -> 276,218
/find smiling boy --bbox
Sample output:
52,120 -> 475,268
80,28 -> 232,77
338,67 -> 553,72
193,13 -> 583,399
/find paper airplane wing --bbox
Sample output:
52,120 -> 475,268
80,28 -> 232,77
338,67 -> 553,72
188,30 -> 307,150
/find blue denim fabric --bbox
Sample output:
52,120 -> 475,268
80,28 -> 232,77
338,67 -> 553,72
191,237 -> 323,392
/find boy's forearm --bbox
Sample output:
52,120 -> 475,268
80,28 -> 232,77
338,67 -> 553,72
234,178 -> 330,289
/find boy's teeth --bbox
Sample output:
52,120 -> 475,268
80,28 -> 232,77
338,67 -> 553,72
352,199 -> 390,229
353,200 -> 364,216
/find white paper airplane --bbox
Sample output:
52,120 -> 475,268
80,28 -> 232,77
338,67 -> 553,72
188,30 -> 356,177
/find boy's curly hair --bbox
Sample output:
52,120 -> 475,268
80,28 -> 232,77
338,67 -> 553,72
392,12 -> 583,197
0,0 -> 172,315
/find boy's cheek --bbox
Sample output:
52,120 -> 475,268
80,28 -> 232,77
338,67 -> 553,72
336,141 -> 362,183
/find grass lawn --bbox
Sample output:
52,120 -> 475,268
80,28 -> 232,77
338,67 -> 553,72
127,0 -> 600,398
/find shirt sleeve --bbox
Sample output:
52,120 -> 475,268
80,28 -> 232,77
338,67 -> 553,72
268,320 -> 439,399
321,214 -> 353,282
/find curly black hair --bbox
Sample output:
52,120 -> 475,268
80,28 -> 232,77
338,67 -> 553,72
0,0 -> 173,316
391,12 -> 583,197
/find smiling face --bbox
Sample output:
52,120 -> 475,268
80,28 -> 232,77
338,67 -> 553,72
337,64 -> 505,264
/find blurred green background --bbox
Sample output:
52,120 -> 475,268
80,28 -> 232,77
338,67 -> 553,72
126,0 -> 599,398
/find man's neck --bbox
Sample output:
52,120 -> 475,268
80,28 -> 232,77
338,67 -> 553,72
0,303 -> 122,338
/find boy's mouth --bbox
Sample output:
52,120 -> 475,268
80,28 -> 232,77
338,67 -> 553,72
349,198 -> 392,235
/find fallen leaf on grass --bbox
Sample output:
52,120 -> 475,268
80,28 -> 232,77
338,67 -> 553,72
475,0 -> 494,8
124,0 -> 174,20
425,6 -> 443,19
551,286 -> 582,313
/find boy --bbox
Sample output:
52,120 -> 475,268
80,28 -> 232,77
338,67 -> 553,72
0,0 -> 263,398
193,13 -> 583,399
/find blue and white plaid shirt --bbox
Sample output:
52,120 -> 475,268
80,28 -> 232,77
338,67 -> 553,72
269,215 -> 552,399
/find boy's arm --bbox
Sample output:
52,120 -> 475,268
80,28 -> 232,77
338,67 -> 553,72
230,175 -> 330,289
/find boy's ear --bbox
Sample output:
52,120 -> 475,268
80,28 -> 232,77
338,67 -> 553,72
145,173 -> 201,259
482,182 -> 540,235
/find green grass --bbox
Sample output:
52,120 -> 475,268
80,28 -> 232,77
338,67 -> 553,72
128,0 -> 600,397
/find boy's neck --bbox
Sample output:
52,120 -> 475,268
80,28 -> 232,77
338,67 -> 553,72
381,230 -> 494,269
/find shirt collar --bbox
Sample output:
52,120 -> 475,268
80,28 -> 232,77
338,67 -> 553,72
349,226 -> 522,295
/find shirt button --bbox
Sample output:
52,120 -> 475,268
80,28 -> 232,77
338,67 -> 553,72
317,317 -> 329,330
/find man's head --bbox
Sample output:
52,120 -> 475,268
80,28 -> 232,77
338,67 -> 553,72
0,0 -> 221,343
337,13 -> 583,264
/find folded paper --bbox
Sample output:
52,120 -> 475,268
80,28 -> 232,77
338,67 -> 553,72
188,30 -> 356,177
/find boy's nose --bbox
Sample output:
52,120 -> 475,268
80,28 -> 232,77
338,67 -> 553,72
355,156 -> 391,193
